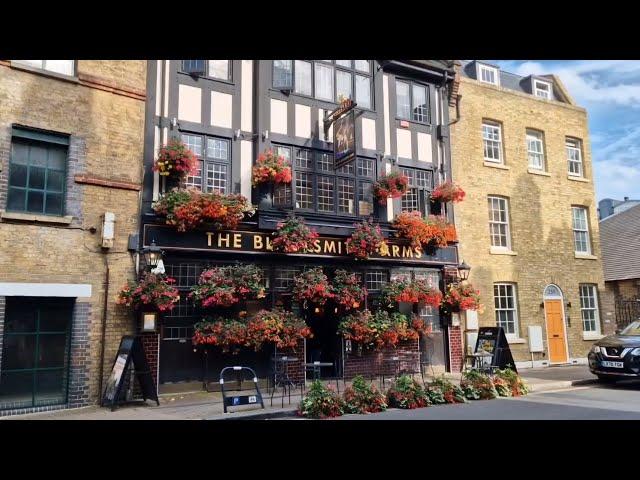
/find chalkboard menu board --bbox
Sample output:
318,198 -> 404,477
474,327 -> 517,373
102,336 -> 159,411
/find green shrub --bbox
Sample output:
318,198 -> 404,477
386,375 -> 430,409
495,368 -> 529,396
461,370 -> 498,400
298,380 -> 344,419
342,375 -> 387,414
430,375 -> 467,403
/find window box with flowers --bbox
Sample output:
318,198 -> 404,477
392,211 -> 457,249
152,188 -> 255,232
332,269 -> 367,312
373,171 -> 409,205
153,139 -> 199,181
292,267 -> 334,308
189,264 -> 266,309
252,149 -> 292,187
345,219 -> 385,260
271,214 -> 319,253
430,180 -> 466,203
116,272 -> 180,313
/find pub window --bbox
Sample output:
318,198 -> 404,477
396,79 -> 431,124
181,60 -> 231,81
7,127 -> 69,216
274,267 -> 302,290
272,60 -> 373,109
365,271 -> 388,292
180,134 -> 230,194
272,144 -> 375,217
400,167 -> 433,216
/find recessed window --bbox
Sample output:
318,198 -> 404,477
580,284 -> 600,333
294,60 -> 312,96
401,167 -> 434,216
207,61 -> 230,81
180,134 -> 230,194
478,64 -> 499,86
566,138 -> 583,177
572,206 -> 591,255
273,60 -> 293,89
482,121 -> 503,163
526,130 -> 545,170
181,60 -> 231,81
534,79 -> 552,99
488,196 -> 511,249
396,80 -> 430,124
494,283 -> 519,336
13,60 -> 75,76
7,128 -> 69,216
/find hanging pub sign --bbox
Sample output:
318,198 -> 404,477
324,98 -> 357,169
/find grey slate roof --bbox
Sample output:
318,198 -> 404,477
600,203 -> 640,281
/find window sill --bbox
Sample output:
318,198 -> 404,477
568,175 -> 589,183
490,247 -> 517,256
527,168 -> 551,177
507,337 -> 527,344
583,332 -> 604,341
574,253 -> 597,260
483,161 -> 509,170
0,211 -> 73,225
10,62 -> 79,85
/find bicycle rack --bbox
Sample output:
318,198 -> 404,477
219,366 -> 265,414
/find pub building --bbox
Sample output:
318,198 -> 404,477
140,60 -> 462,393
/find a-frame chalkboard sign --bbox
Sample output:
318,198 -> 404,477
474,327 -> 517,373
102,335 -> 160,411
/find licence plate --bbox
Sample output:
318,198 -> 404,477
601,361 -> 624,368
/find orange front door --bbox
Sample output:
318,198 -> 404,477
545,300 -> 568,363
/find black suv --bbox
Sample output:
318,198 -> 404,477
588,320 -> 640,382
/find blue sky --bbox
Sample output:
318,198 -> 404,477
490,60 -> 640,202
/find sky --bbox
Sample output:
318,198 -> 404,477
490,60 -> 640,202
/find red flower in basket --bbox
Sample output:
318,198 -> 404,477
153,139 -> 199,179
292,268 -> 334,306
430,180 -> 466,203
346,219 -> 384,260
272,215 -> 319,253
116,272 -> 180,312
332,269 -> 367,311
373,171 -> 409,205
252,149 -> 293,187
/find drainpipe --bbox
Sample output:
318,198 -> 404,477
448,94 -> 461,126
98,254 -> 109,406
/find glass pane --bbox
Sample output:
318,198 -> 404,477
337,178 -> 355,214
412,84 -> 428,123
11,142 -> 29,165
396,81 -> 410,118
205,163 -> 227,194
294,60 -> 312,96
208,60 -> 229,80
9,164 -> 27,187
358,182 -> 373,216
7,189 -> 26,211
2,335 -> 37,370
181,134 -> 203,157
0,371 -> 34,410
27,191 -> 44,213
28,167 -> 45,189
35,370 -> 66,406
336,60 -> 352,68
38,334 -> 68,368
30,144 -> 47,167
5,302 -> 37,332
295,172 -> 312,209
46,170 -> 64,192
315,63 -> 334,101
47,146 -> 67,170
317,176 -> 334,212
182,60 -> 205,74
355,60 -> 370,72
206,138 -> 228,160
355,75 -> 371,109
39,302 -> 72,332
44,60 -> 74,76
15,60 -> 43,69
336,70 -> 352,101
45,193 -> 63,215
273,60 -> 292,88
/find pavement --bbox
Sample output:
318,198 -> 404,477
2,365 -> 600,420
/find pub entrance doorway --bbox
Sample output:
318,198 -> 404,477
304,304 -> 343,379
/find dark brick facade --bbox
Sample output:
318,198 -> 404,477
67,302 -> 92,408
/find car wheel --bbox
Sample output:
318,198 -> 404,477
597,375 -> 617,384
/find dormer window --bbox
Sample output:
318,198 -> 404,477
533,79 -> 552,99
477,64 -> 499,86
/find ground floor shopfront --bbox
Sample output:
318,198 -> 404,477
141,223 -> 464,394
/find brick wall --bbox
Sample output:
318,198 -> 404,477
0,297 -> 4,376
141,333 -> 159,391
343,339 -> 420,380
448,325 -> 463,372
67,302 -> 92,407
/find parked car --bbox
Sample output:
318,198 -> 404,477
588,320 -> 640,382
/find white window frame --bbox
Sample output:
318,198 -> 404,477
482,121 -> 503,164
488,196 -> 511,250
566,138 -> 584,177
526,129 -> 545,170
494,283 -> 520,338
572,206 -> 591,255
579,284 -> 601,334
533,79 -> 552,99
477,64 -> 499,86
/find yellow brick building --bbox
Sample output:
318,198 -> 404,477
0,60 -> 146,414
450,61 -> 615,368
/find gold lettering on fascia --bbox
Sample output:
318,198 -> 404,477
313,239 -> 322,253
253,235 -> 263,250
234,233 -> 242,248
217,233 -> 231,248
392,245 -> 400,257
324,240 -> 337,254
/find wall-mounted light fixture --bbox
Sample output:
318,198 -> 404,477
140,311 -> 159,333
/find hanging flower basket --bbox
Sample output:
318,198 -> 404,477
189,264 -> 266,309
246,308 -> 312,351
192,317 -> 249,353
392,211 -> 456,249
379,279 -> 443,308
272,214 -> 319,253
346,219 -> 385,260
442,282 -> 481,312
153,139 -> 199,179
252,149 -> 292,187
152,188 -> 255,232
373,171 -> 409,205
116,272 -> 180,312
332,269 -> 367,311
292,267 -> 334,307
431,180 -> 466,203
338,310 -> 419,350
